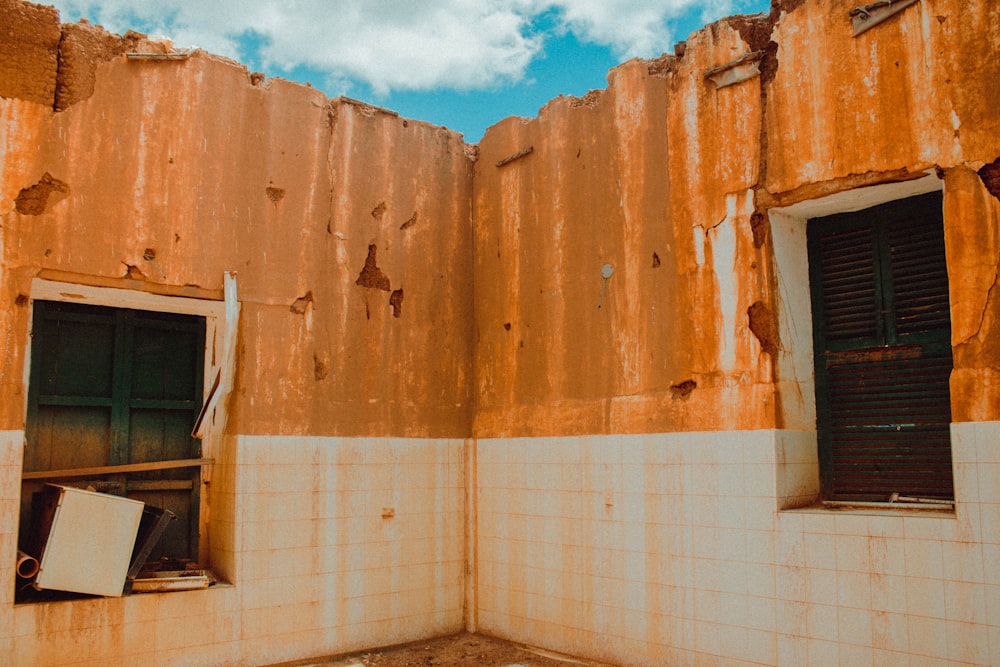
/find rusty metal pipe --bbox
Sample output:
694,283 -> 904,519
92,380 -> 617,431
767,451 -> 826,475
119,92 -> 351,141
16,550 -> 39,579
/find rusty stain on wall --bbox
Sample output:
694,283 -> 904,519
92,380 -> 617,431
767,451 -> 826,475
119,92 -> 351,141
669,379 -> 697,399
122,263 -> 145,280
0,2 -> 476,436
0,0 -> 996,438
749,211 -> 769,248
313,352 -> 329,381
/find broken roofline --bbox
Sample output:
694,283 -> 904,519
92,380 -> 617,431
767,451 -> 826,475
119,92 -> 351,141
7,0 -> 934,143
37,2 -> 792,139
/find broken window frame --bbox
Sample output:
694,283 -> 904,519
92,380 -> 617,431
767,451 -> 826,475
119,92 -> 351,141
20,274 -> 238,573
25,300 -> 207,562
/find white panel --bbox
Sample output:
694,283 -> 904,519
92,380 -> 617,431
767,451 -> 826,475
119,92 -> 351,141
35,485 -> 144,597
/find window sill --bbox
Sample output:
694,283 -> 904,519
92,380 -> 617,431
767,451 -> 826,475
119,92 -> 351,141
782,500 -> 955,517
14,579 -> 232,606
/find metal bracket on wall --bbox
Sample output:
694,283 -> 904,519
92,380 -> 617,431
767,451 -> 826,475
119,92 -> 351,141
126,48 -> 197,61
340,96 -> 401,117
704,51 -> 765,89
850,0 -> 921,36
496,146 -> 534,168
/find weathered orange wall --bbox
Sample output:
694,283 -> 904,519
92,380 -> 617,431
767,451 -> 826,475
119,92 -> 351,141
472,0 -> 1000,437
754,0 -> 1000,424
4,0 -> 998,441
944,165 -> 1000,422
763,0 -> 1000,198
0,14 -> 475,438
3,1 -> 1000,666
473,15 -> 775,438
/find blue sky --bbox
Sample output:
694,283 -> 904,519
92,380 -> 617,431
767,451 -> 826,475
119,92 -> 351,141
44,1 -> 771,142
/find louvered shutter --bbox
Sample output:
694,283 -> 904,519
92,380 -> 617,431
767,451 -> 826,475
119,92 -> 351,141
808,192 -> 953,501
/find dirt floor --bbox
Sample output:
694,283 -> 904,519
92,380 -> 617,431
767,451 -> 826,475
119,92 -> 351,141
279,632 -> 610,667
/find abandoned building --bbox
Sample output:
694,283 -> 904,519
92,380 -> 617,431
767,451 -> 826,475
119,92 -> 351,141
1,0 -> 999,664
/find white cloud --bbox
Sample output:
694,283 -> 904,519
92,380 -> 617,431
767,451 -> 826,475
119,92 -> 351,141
44,1 -> 759,93
542,0 -> 741,59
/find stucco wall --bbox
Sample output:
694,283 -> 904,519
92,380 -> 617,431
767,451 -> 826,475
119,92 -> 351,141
470,0 -> 1000,665
0,13 -> 475,439
472,0 -> 1000,439
473,31 -> 773,439
762,0 -> 1000,425
2,0 -> 1000,666
0,3 -> 473,665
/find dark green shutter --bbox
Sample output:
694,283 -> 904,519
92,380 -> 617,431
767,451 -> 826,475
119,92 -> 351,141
25,303 -> 118,473
808,192 -> 954,501
25,301 -> 205,558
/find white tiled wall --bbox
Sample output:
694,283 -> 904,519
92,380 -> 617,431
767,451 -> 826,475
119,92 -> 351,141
5,425 -> 998,666
234,436 -> 465,665
0,431 -> 22,661
477,431 -> 780,666
477,425 -> 1000,667
4,435 -> 466,667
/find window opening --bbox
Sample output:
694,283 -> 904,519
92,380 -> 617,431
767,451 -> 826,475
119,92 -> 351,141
807,191 -> 953,501
20,300 -> 207,598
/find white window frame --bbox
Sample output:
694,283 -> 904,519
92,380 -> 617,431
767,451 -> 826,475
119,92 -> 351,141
768,171 -> 947,509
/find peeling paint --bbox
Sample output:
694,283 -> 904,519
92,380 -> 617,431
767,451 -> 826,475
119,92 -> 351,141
747,300 -> 780,356
390,288 -> 404,318
290,291 -> 314,314
977,157 -> 1000,200
669,379 -> 697,399
399,211 -> 418,231
355,244 -> 391,291
14,172 -> 68,214
750,211 -> 770,248
693,226 -> 706,266
711,192 -> 743,373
